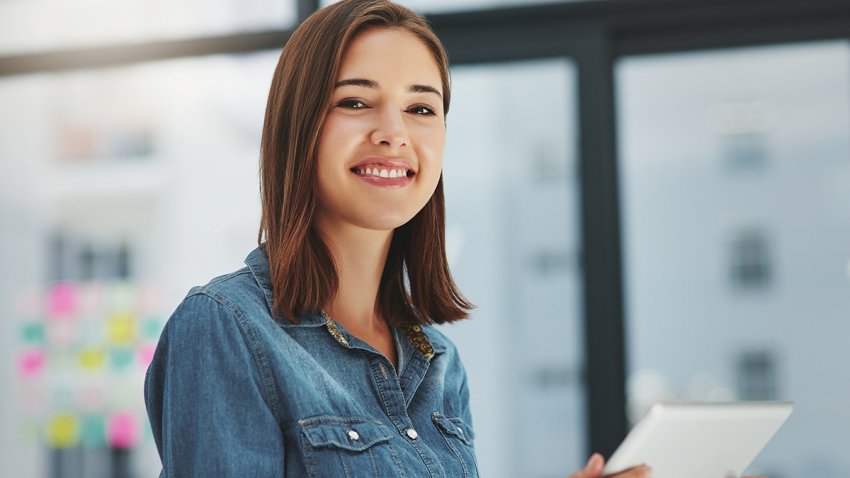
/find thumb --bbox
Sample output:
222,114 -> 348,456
572,453 -> 605,478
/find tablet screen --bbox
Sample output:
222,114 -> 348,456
603,402 -> 793,478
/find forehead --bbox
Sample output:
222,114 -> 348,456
337,27 -> 442,89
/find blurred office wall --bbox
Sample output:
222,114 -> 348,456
0,52 -> 278,478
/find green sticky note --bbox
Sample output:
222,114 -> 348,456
110,348 -> 135,371
142,318 -> 164,340
20,322 -> 44,344
80,415 -> 106,447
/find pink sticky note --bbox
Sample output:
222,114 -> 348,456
18,349 -> 44,378
108,412 -> 139,449
47,283 -> 78,318
138,344 -> 157,370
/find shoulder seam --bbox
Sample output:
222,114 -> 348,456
188,290 -> 284,427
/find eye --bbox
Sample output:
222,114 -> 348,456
336,99 -> 368,109
408,105 -> 436,116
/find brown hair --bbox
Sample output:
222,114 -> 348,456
258,0 -> 472,326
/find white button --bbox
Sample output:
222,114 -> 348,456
405,428 -> 419,440
457,428 -> 464,435
348,430 -> 360,441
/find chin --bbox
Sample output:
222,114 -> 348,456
352,209 -> 420,231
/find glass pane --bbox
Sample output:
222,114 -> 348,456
618,40 -> 850,477
0,0 -> 296,55
321,0 -> 604,14
444,59 -> 584,477
0,52 -> 278,477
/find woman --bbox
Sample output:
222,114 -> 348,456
145,1 -> 758,477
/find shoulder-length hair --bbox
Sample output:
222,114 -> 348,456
258,0 -> 473,326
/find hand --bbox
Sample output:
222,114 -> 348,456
568,453 -> 650,478
567,453 -> 768,478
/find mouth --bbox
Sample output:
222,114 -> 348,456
349,165 -> 416,179
349,160 -> 416,188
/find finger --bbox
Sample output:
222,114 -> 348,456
586,453 -> 604,475
569,453 -> 605,478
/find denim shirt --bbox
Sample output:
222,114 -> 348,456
144,247 -> 478,477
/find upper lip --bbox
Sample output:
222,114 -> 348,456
350,157 -> 416,174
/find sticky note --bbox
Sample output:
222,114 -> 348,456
138,344 -> 156,370
19,322 -> 44,344
142,317 -> 164,341
110,348 -> 134,370
18,349 -> 44,378
143,419 -> 154,444
80,415 -> 106,447
107,313 -> 136,344
46,414 -> 79,448
47,282 -> 78,317
78,348 -> 106,370
107,412 -> 138,449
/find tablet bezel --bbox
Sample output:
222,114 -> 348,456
603,401 -> 793,478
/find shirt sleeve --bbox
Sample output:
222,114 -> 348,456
457,355 -> 475,434
144,293 -> 285,477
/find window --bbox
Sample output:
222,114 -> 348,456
729,229 -> 772,290
619,40 -> 850,477
737,351 -> 778,401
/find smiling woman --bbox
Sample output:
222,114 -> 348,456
143,1 -> 478,477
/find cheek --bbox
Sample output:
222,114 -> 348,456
417,127 -> 446,167
317,116 -> 362,165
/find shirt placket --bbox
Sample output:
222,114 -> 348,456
321,313 -> 447,478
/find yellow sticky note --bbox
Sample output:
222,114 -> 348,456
107,313 -> 136,344
78,348 -> 106,370
46,414 -> 78,448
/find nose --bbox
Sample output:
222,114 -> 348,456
370,107 -> 408,150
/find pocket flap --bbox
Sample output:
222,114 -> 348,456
299,416 -> 392,452
432,412 -> 475,445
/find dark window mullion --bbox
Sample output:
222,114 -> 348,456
575,25 -> 628,459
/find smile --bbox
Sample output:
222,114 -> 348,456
351,166 -> 414,178
351,160 -> 416,188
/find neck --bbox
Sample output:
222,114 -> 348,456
319,219 -> 393,334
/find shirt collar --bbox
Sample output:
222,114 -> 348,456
244,245 -> 443,357
244,246 -> 325,326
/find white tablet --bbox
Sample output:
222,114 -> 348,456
603,402 -> 793,478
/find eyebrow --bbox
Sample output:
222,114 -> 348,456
335,78 -> 443,100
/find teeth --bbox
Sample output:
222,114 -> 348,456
355,167 -> 411,178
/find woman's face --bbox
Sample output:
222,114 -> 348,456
315,27 -> 446,234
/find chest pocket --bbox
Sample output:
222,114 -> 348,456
432,412 -> 479,478
299,416 -> 404,478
